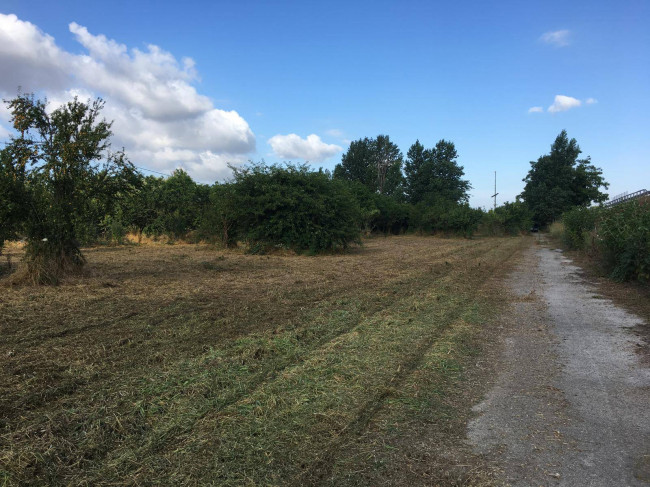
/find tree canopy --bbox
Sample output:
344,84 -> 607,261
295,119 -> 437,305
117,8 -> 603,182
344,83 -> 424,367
1,93 -> 138,282
333,135 -> 403,197
404,139 -> 470,205
520,130 -> 608,226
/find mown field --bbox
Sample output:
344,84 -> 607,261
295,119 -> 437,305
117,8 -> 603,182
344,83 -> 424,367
0,236 -> 528,486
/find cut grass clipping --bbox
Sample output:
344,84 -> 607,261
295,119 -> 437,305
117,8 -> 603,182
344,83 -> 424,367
0,236 -> 527,485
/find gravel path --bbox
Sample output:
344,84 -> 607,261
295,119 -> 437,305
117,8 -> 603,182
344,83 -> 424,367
468,240 -> 650,486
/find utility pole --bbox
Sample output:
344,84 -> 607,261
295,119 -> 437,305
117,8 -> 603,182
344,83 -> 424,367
491,171 -> 498,210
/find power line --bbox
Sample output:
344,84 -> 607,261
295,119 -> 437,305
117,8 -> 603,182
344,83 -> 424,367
1,141 -> 170,177
132,165 -> 170,177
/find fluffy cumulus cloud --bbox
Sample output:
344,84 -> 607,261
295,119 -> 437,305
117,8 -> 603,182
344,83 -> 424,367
528,106 -> 544,113
0,13 -> 255,181
268,133 -> 342,162
586,98 -> 598,105
548,95 -> 582,113
540,29 -> 570,47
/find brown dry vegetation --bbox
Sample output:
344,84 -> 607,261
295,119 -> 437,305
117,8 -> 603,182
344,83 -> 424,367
0,235 -> 529,486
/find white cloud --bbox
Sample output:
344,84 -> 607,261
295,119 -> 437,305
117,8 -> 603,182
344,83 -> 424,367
68,22 -> 212,121
268,134 -> 342,162
540,29 -> 570,47
0,13 -> 255,182
548,95 -> 581,113
0,14 -> 71,92
528,106 -> 544,113
586,98 -> 598,104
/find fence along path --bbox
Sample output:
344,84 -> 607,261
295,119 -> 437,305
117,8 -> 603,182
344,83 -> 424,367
603,188 -> 649,207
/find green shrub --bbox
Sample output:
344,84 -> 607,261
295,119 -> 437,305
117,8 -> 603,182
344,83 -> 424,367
480,201 -> 532,236
223,163 -> 363,253
410,201 -> 482,237
370,194 -> 410,234
562,206 -> 600,250
107,216 -> 127,245
441,204 -> 484,237
334,181 -> 380,234
597,201 -> 650,281
197,183 -> 240,247
125,170 -> 210,240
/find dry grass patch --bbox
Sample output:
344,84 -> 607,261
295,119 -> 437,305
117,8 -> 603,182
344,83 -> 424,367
1,236 -> 529,485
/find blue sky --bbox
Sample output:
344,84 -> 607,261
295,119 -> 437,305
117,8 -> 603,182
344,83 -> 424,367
1,0 -> 648,208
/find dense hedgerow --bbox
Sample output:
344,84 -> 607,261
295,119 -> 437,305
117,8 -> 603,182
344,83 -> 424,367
110,163 -> 487,247
409,202 -> 483,237
561,200 -> 650,282
479,201 -> 533,236
598,200 -> 650,282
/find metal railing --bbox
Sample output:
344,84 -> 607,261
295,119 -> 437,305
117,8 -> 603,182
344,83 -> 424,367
603,189 -> 649,207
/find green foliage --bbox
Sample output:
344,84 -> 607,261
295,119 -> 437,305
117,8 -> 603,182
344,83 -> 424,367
102,214 -> 128,245
597,201 -> 650,282
333,137 -> 376,187
198,183 -> 240,247
370,194 -> 410,234
327,181 -> 410,235
410,201 -> 482,237
146,169 -> 209,239
520,130 -> 608,226
561,206 -> 600,250
339,180 -> 381,233
559,201 -> 650,282
223,163 -> 363,253
334,136 -> 475,236
404,139 -> 470,205
117,170 -> 209,240
333,135 -> 404,197
442,204 -> 484,237
116,174 -> 160,237
480,201 -> 533,236
0,143 -> 28,253
2,93 -> 138,283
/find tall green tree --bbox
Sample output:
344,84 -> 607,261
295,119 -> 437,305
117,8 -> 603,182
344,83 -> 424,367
403,139 -> 428,203
404,139 -> 470,205
2,93 -> 138,283
374,135 -> 403,196
520,130 -> 608,226
333,137 -> 376,188
333,135 -> 403,197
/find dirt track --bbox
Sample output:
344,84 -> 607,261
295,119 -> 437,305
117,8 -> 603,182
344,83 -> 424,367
468,239 -> 650,486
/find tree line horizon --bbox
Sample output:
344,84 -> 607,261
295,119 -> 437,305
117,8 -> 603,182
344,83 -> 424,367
0,94 -> 608,283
